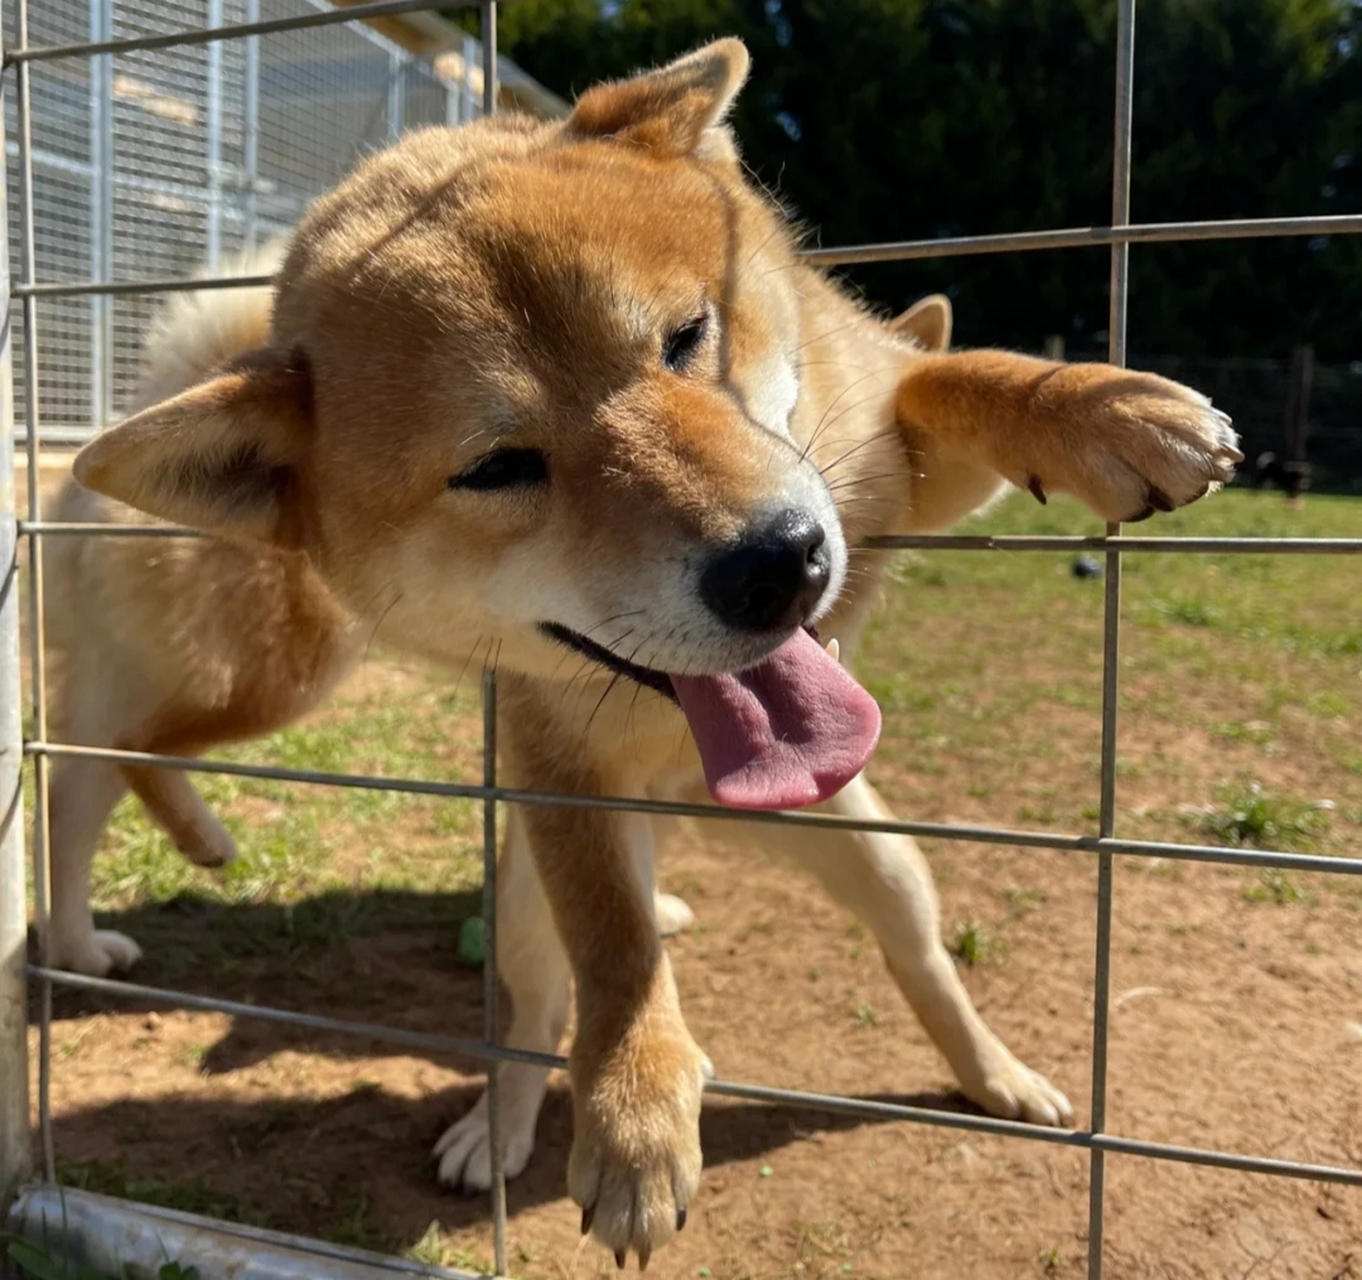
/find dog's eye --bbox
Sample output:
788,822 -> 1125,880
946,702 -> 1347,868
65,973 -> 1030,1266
662,313 -> 708,372
448,448 -> 548,492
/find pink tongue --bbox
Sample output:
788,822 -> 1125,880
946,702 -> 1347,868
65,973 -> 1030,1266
671,629 -> 882,810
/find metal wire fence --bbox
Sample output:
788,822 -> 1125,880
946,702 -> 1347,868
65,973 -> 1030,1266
1,0 -> 543,448
2,2 -> 1361,1278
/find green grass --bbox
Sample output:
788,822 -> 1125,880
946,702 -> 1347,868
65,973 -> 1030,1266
858,488 -> 1361,852
54,1155 -> 269,1228
851,1001 -> 880,1029
65,672 -> 488,953
1198,781 -> 1333,851
46,1155 -> 442,1263
949,919 -> 1000,967
1242,868 -> 1314,906
2,1234 -> 199,1280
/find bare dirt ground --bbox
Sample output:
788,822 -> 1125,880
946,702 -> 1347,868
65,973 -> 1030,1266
19,481 -> 1362,1280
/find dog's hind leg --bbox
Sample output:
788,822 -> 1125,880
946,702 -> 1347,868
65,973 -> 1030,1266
47,755 -> 141,976
120,762 -> 236,869
434,803 -> 571,1191
648,810 -> 696,936
653,890 -> 696,937
720,772 -> 1073,1127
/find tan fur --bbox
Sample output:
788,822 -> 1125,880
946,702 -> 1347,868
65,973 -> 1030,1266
61,41 -> 1240,1264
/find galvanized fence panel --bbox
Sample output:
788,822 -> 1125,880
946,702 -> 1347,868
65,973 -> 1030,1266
2,3 -> 1361,1279
4,0 -> 480,443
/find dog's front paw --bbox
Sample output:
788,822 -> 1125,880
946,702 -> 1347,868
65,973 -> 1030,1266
1023,367 -> 1242,523
433,1088 -> 538,1192
959,1043 -> 1074,1128
49,927 -> 142,977
569,1027 -> 709,1269
653,892 -> 696,938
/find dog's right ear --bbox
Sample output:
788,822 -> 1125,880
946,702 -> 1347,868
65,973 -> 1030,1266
72,347 -> 313,546
890,295 -> 953,352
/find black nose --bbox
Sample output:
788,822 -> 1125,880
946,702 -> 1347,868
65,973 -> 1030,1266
700,509 -> 830,632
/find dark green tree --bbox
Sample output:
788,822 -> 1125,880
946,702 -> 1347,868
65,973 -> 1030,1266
468,0 -> 1361,360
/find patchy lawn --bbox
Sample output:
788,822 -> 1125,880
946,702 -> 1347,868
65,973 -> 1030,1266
20,484 -> 1362,1280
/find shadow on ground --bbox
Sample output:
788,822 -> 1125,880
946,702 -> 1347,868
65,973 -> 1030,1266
32,886 -> 987,1255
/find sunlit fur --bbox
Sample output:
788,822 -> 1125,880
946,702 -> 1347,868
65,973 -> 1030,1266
61,39 -> 1240,1264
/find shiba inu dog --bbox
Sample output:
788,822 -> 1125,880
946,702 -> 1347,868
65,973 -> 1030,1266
63,39 -> 1240,1265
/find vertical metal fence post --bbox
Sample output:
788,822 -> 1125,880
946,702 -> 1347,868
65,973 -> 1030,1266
242,0 -> 261,251
0,4 -> 35,1207
481,668 -> 507,1277
478,17 -> 507,1274
480,3 -> 496,116
461,33 -> 475,123
205,0 -> 225,272
1088,1 -> 1137,1275
95,0 -> 115,427
387,49 -> 405,142
15,0 -> 55,1187
87,0 -> 105,429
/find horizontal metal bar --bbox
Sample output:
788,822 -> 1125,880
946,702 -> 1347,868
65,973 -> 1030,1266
713,1080 -> 1362,1186
13,433 -> 104,449
803,214 -> 1362,267
29,966 -> 561,1072
25,741 -> 1362,876
10,1185 -> 491,1280
14,274 -> 273,300
19,523 -> 1362,557
15,216 -> 1362,298
1086,1133 -> 1361,1185
4,0 -> 503,66
29,969 -> 1362,1187
864,534 -> 1362,555
20,521 -> 206,537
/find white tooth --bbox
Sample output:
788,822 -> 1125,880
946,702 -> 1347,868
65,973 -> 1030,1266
825,637 -> 840,663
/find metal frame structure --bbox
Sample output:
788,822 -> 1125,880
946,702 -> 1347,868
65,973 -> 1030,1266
5,0 -> 564,451
2,2 -> 1361,1278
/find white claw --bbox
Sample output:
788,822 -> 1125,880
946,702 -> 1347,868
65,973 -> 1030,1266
825,637 -> 840,663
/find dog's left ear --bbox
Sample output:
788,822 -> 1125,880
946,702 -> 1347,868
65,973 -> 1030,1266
566,38 -> 750,162
890,295 -> 953,352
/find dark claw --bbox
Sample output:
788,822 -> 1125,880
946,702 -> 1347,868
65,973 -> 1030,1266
638,1245 -> 651,1272
1125,504 -> 1156,523
615,1249 -> 627,1270
581,1205 -> 595,1236
1147,485 -> 1175,513
676,1207 -> 687,1232
1027,474 -> 1048,506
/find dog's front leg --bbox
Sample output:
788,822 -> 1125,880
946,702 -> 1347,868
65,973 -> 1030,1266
703,772 -> 1073,1127
506,717 -> 708,1268
896,350 -> 1242,524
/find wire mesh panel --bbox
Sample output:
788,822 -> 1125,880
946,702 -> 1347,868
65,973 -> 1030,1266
3,0 -> 475,441
2,3 -> 1361,1279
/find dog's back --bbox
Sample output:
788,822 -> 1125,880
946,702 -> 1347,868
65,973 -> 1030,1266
43,240 -> 353,746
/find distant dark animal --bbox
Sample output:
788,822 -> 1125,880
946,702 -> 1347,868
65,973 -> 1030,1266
1252,451 -> 1311,498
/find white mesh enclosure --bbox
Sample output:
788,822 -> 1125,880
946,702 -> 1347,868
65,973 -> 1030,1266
4,0 -> 481,440
3,7 -> 1360,1280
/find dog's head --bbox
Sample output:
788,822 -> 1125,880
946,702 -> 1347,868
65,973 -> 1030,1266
74,40 -> 885,808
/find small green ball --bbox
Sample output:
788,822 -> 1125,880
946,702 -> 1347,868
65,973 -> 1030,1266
457,915 -> 486,967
